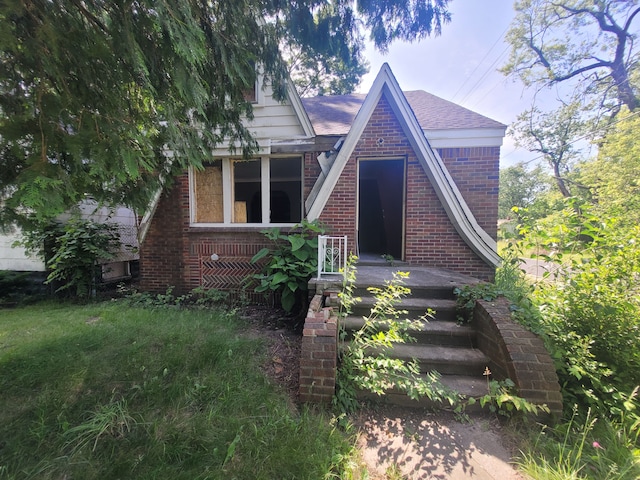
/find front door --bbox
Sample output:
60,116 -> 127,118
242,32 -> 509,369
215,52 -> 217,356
357,158 -> 405,260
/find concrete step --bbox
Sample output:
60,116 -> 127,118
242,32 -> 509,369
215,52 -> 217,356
352,284 -> 457,300
342,317 -> 476,347
309,266 -> 481,302
363,343 -> 490,376
351,296 -> 458,322
356,374 -> 489,411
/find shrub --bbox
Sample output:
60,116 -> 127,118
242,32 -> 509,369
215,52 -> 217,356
250,219 -> 324,314
533,224 -> 640,416
21,216 -> 121,298
504,204 -> 640,420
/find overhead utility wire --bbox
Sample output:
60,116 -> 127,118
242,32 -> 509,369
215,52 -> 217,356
501,108 -> 640,165
458,45 -> 510,105
451,26 -> 509,103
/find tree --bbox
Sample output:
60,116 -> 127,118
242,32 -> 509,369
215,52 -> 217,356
0,0 -> 451,230
285,42 -> 370,97
509,100 -> 588,198
502,0 -> 640,114
576,108 -> 640,225
498,162 -> 553,219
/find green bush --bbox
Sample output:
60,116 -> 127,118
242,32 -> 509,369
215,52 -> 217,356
533,224 -> 640,416
250,219 -> 324,314
0,270 -> 32,299
21,216 -> 121,298
504,204 -> 640,420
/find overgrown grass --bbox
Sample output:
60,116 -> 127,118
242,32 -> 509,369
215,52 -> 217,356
494,249 -> 640,479
0,301 -> 357,479
517,407 -> 640,480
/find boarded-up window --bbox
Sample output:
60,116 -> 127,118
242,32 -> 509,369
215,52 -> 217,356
194,161 -> 223,223
192,157 -> 303,224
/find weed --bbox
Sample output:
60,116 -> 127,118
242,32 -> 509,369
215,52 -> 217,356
475,367 -> 550,418
454,282 -> 502,323
250,219 -> 325,314
381,253 -> 395,266
64,398 -> 137,453
518,405 -> 640,480
335,260 -> 462,413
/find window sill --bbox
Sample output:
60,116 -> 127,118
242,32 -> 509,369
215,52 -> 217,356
188,223 -> 299,233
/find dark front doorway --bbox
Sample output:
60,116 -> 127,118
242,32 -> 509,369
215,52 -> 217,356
358,158 -> 405,260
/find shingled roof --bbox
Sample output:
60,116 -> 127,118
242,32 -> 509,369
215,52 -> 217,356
301,90 -> 505,136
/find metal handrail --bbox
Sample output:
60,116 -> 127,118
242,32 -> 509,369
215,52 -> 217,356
317,235 -> 347,279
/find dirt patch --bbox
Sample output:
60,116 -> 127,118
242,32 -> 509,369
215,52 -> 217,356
238,305 -> 302,407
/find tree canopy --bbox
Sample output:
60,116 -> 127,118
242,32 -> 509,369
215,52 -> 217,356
0,0 -> 451,229
576,108 -> 640,224
498,162 -> 553,219
502,0 -> 640,114
509,100 -> 588,198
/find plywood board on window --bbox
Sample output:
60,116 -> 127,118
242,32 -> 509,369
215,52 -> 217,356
234,201 -> 247,223
195,164 -> 223,223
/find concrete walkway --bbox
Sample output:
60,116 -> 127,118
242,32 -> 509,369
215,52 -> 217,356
519,258 -> 561,280
354,406 -> 526,479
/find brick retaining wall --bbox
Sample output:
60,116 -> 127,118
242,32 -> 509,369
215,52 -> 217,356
299,294 -> 338,403
475,298 -> 563,421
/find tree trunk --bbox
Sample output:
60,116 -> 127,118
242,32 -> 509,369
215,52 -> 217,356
552,162 -> 572,198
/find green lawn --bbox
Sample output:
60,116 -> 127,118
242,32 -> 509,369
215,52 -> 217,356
0,301 -> 356,479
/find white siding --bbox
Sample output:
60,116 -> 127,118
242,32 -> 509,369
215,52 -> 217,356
0,229 -> 45,272
0,201 -> 139,272
246,81 -> 308,140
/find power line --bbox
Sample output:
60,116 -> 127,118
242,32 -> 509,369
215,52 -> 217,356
502,108 -> 640,166
459,45 -> 510,105
451,26 -> 509,103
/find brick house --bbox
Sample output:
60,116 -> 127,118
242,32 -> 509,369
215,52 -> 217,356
139,64 -> 505,294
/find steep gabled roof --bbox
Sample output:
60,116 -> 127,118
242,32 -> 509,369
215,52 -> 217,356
305,63 -> 501,267
302,90 -> 505,136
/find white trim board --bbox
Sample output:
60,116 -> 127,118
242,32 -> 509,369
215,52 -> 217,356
305,63 -> 501,267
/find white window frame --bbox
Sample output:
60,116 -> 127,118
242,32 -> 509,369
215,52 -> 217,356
243,75 -> 264,106
189,156 -> 303,228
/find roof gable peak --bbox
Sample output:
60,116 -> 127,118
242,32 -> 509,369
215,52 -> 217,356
306,63 -> 500,267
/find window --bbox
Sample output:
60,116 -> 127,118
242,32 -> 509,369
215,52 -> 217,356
192,157 -> 303,225
242,82 -> 258,103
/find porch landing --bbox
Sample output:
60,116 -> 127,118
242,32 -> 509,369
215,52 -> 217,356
309,264 -> 483,296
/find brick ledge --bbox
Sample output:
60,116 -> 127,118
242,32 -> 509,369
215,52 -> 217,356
475,298 -> 563,422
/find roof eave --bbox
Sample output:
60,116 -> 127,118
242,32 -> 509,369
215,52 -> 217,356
306,63 -> 501,267
425,127 -> 507,148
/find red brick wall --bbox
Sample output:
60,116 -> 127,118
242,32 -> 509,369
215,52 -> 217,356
318,94 -> 498,281
140,93 -> 500,292
140,174 -> 271,295
139,176 -> 189,293
438,147 -> 499,239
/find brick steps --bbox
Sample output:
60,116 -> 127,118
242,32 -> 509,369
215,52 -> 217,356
340,268 -> 488,409
303,266 -> 564,420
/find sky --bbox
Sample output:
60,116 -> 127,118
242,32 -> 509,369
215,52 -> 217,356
355,0 -> 551,168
